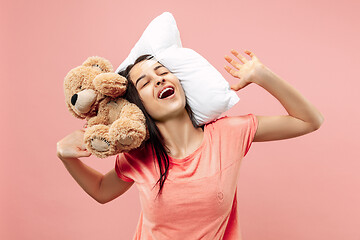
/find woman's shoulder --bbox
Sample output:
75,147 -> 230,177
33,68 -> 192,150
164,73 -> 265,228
205,114 -> 255,128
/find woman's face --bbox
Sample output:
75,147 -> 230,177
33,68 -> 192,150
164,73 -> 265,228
129,59 -> 187,122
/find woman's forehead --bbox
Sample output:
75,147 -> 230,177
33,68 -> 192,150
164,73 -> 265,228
129,59 -> 161,81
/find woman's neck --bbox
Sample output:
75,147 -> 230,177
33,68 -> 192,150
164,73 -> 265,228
156,111 -> 204,159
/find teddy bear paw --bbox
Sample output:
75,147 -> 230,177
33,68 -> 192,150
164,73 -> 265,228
91,137 -> 111,152
118,135 -> 134,146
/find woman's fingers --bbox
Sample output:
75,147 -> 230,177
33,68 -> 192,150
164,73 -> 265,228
225,49 -> 257,91
224,55 -> 241,70
57,129 -> 92,159
231,81 -> 251,91
78,149 -> 92,158
225,65 -> 250,91
224,49 -> 253,73
231,49 -> 249,63
78,144 -> 87,151
224,65 -> 240,78
244,49 -> 258,61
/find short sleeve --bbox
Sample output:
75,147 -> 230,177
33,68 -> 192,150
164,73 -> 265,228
242,114 -> 258,157
115,154 -> 135,182
212,114 -> 258,158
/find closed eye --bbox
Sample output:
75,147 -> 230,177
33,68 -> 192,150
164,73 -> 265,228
142,81 -> 149,88
140,72 -> 168,88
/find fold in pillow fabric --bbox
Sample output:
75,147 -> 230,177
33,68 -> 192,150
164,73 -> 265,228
116,12 -> 239,125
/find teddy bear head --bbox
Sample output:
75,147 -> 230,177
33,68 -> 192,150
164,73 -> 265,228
64,56 -> 128,119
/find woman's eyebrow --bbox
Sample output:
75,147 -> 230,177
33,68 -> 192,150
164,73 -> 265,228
135,65 -> 165,86
154,65 -> 164,71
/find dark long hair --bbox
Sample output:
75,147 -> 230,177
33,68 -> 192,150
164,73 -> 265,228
119,55 -> 200,198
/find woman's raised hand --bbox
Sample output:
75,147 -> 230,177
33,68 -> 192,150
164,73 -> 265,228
57,129 -> 91,161
224,49 -> 266,91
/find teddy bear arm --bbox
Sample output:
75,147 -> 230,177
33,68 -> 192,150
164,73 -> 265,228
87,113 -> 111,128
108,103 -> 147,151
93,73 -> 128,98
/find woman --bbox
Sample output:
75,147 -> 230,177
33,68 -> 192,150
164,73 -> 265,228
57,49 -> 324,239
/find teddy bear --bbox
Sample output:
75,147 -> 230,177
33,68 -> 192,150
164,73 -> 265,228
63,56 -> 147,158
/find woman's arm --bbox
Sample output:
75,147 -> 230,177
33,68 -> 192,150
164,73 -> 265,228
224,49 -> 324,142
57,130 -> 134,204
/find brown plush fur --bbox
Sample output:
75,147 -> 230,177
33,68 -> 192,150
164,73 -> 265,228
63,56 -> 147,158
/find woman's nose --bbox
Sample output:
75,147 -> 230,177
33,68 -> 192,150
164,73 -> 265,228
156,79 -> 165,86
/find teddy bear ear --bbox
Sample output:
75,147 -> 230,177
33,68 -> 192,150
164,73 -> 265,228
82,56 -> 114,73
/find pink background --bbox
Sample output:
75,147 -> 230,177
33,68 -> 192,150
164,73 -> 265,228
1,0 -> 359,239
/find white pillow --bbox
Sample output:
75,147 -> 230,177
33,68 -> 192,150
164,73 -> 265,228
116,12 -> 239,125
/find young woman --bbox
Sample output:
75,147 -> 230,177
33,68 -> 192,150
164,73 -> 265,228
57,49 -> 324,239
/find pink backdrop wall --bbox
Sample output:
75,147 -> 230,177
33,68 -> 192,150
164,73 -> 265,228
1,0 -> 359,239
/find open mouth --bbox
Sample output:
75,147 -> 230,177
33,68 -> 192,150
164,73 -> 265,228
158,86 -> 175,99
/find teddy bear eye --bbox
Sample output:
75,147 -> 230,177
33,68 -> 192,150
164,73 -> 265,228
92,64 -> 102,71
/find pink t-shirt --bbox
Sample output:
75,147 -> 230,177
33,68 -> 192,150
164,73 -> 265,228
115,114 -> 258,240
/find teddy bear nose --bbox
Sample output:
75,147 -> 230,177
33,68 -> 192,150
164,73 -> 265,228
71,94 -> 78,106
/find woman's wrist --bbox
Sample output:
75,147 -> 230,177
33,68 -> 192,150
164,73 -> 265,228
250,64 -> 276,86
57,152 -> 74,164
